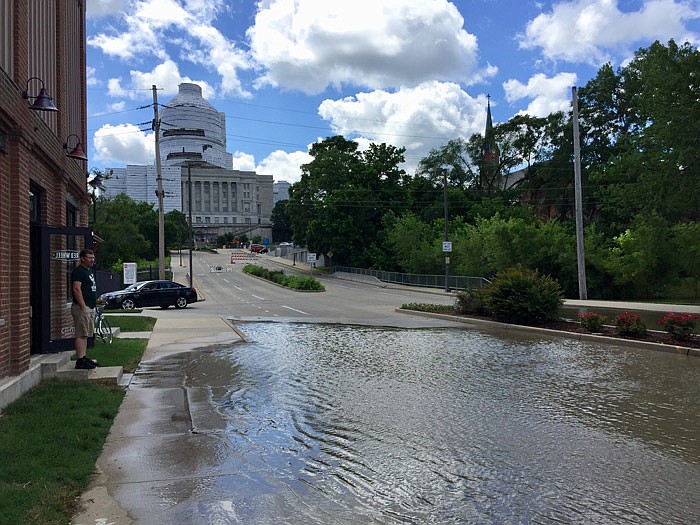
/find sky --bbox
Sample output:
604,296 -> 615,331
85,0 -> 700,183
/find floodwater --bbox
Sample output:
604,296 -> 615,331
171,323 -> 700,524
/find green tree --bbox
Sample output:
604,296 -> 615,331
271,199 -> 293,242
91,194 -> 153,270
287,137 -> 409,266
164,210 -> 188,250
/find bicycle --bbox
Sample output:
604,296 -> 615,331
94,304 -> 113,344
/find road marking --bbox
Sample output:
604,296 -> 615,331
252,294 -> 266,301
223,278 -> 230,283
281,305 -> 309,315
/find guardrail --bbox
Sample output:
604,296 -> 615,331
332,266 -> 490,291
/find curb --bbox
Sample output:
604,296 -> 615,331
397,309 -> 700,357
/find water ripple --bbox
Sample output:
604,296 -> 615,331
180,322 -> 700,524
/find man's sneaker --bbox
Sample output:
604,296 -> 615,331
75,357 -> 97,370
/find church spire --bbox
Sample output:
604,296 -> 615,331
482,94 -> 498,162
480,95 -> 501,190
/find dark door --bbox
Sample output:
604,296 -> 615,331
36,225 -> 93,353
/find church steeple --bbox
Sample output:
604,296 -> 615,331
482,95 -> 499,163
481,95 -> 501,190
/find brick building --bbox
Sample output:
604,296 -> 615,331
0,1 -> 90,387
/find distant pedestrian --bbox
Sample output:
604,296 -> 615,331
71,249 -> 98,369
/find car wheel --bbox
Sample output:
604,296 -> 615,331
121,298 -> 136,310
175,296 -> 188,309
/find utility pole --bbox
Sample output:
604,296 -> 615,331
153,85 -> 165,280
187,163 -> 193,287
442,168 -> 451,293
572,86 -> 588,300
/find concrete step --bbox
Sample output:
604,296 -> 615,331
55,361 -> 123,385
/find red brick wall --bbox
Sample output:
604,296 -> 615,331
0,0 -> 87,379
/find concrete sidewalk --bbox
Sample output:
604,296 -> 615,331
71,313 -> 245,525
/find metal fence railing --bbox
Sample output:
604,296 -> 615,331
332,266 -> 490,291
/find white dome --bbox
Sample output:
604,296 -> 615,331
160,83 -> 231,169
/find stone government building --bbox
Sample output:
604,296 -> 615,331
104,83 -> 275,245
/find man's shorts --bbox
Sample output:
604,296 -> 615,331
71,303 -> 94,338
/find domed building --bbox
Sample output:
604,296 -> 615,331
104,83 -> 273,246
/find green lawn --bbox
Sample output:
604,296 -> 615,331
0,316 -> 154,523
0,382 -> 125,524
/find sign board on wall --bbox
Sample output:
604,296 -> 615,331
307,253 -> 317,264
52,250 -> 80,261
123,262 -> 137,284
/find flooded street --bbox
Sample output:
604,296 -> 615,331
139,322 -> 700,524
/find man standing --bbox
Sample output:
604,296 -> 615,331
71,248 -> 98,369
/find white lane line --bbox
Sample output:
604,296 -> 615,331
252,294 -> 266,301
223,279 -> 230,283
281,305 -> 309,315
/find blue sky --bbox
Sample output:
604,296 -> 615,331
85,0 -> 700,183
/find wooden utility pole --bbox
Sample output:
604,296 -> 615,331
572,86 -> 588,300
153,85 -> 165,280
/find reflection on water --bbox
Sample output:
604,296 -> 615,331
180,323 -> 700,524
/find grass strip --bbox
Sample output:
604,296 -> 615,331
106,315 -> 156,332
0,381 -> 125,525
89,337 -> 148,372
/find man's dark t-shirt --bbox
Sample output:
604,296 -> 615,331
72,264 -> 97,308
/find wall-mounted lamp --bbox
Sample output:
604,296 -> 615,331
64,134 -> 88,161
21,77 -> 59,112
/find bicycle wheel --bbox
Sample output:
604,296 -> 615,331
99,316 -> 113,344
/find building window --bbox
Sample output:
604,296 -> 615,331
214,217 -> 219,223
205,216 -> 210,223
223,217 -> 228,224
66,203 -> 78,227
196,216 -> 202,223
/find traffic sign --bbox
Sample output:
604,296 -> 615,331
442,241 -> 452,253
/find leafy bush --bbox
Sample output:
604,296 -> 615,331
614,312 -> 646,337
454,289 -> 490,316
243,264 -> 324,291
481,265 -> 563,325
659,312 -> 698,341
578,312 -> 607,332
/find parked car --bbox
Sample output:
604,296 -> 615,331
250,244 -> 268,253
99,280 -> 197,310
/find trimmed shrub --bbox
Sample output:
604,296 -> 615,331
614,312 -> 646,337
658,312 -> 698,341
578,312 -> 607,332
243,264 -> 325,291
481,265 -> 563,325
455,289 -> 490,316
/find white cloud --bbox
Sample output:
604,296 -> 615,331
503,72 -> 577,117
248,0 -> 487,94
257,150 -> 313,184
231,151 -> 256,171
86,0 -> 130,18
318,81 -> 490,173
86,66 -> 99,87
105,60 -> 214,100
93,123 -> 155,165
521,0 -> 700,65
87,0 -> 251,98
